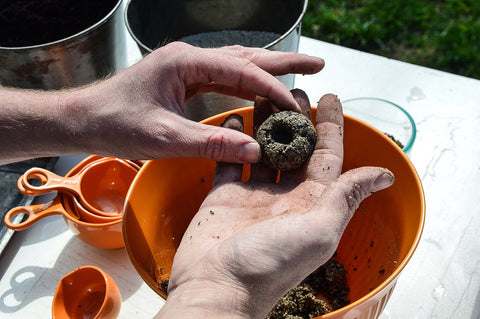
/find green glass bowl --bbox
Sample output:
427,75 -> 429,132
342,97 -> 416,152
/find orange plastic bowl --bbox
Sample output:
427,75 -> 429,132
62,155 -> 125,249
123,107 -> 425,318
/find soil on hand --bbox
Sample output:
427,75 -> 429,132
0,0 -> 118,47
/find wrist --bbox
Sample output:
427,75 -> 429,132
58,82 -> 119,156
155,279 -> 263,319
0,88 -> 80,163
57,86 -> 100,153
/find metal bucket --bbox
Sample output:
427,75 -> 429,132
0,0 -> 127,90
125,0 -> 307,121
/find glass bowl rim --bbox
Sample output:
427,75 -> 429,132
342,97 -> 416,152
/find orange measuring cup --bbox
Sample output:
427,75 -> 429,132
52,266 -> 122,319
5,194 -> 125,249
4,193 -> 121,227
19,158 -> 138,217
4,196 -> 79,231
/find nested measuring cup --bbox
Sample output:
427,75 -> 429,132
4,191 -> 121,226
4,192 -> 124,249
4,155 -> 129,249
19,157 -> 138,217
5,195 -> 79,231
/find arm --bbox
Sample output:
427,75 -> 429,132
0,88 -> 77,163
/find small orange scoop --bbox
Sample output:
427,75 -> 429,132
52,265 -> 122,319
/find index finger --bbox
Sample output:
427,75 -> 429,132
191,54 -> 300,111
174,43 -> 323,112
214,45 -> 325,78
305,94 -> 344,184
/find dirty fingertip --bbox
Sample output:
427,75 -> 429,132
373,170 -> 395,190
238,142 -> 261,163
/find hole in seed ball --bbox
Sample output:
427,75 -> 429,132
271,124 -> 294,145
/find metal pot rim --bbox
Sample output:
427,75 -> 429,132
0,0 -> 123,51
263,0 -> 307,50
124,0 -> 308,53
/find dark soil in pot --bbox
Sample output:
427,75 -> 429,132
0,0 -> 118,47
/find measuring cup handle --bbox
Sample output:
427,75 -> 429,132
4,200 -> 65,231
17,175 -> 39,196
20,167 -> 80,196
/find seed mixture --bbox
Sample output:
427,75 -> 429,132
179,30 -> 280,48
255,111 -> 317,171
384,133 -> 404,149
267,258 -> 350,319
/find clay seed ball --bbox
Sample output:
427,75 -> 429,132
255,111 -> 317,171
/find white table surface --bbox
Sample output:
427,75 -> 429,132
2,20 -> 480,319
296,37 -> 480,319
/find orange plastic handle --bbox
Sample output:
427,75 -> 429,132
4,197 -> 74,231
20,167 -> 82,197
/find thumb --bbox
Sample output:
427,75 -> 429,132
182,122 -> 261,163
318,167 -> 395,233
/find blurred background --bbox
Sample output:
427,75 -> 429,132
302,0 -> 480,80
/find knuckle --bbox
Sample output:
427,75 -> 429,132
346,183 -> 366,210
203,130 -> 227,160
164,41 -> 192,51
226,44 -> 246,52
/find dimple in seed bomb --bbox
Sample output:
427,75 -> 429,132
255,111 -> 317,171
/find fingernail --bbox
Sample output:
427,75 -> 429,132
238,142 -> 260,163
373,172 -> 395,189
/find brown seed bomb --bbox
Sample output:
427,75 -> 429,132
255,111 -> 317,171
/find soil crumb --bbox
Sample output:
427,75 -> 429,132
385,133 -> 404,149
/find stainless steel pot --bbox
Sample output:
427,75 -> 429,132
125,0 -> 307,121
0,0 -> 127,90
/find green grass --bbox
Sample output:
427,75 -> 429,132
302,0 -> 480,79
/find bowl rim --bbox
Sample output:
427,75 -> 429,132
123,107 -> 426,317
322,114 -> 425,317
342,97 -> 417,152
199,107 -> 425,317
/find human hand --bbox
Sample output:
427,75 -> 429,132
67,42 -> 324,163
156,93 -> 395,319
0,43 -> 324,165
